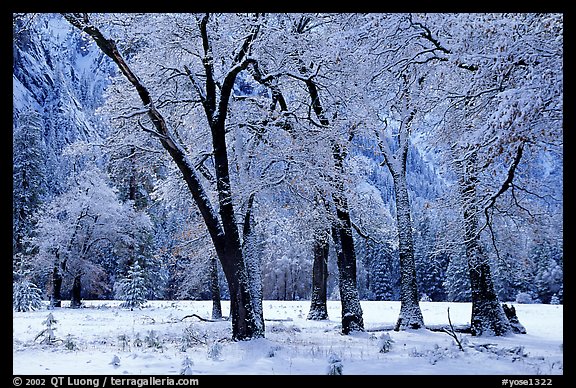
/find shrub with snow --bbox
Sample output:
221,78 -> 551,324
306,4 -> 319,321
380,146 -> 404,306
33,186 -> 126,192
327,353 -> 343,375
515,292 -> 535,304
207,342 -> 223,361
378,332 -> 394,353
180,356 -> 194,375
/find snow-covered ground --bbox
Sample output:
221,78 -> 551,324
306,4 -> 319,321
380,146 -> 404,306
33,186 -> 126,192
13,300 -> 562,375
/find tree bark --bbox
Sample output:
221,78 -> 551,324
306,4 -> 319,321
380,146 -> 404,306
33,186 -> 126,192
70,275 -> 82,308
242,192 -> 265,333
50,264 -> 62,308
375,103 -> 425,331
209,255 -> 222,320
307,229 -> 329,320
331,149 -> 365,333
459,152 -> 511,336
392,171 -> 425,330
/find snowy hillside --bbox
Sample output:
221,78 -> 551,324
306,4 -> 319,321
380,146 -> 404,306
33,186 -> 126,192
13,301 -> 562,375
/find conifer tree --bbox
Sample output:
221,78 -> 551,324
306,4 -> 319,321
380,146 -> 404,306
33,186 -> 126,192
118,261 -> 147,309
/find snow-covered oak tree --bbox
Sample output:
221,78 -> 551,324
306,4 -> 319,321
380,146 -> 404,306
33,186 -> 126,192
60,12 -> 283,339
32,161 -> 152,308
418,13 -> 563,335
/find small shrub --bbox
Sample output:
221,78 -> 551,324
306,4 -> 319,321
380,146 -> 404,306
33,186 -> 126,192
207,342 -> 223,361
13,280 -> 44,312
327,353 -> 343,375
118,334 -> 130,351
144,330 -> 163,350
64,334 -> 78,351
180,356 -> 194,375
515,292 -> 534,304
378,332 -> 394,353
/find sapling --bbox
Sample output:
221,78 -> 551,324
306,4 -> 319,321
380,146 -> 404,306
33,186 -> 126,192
327,353 -> 343,375
207,342 -> 223,361
378,332 -> 394,353
35,313 -> 58,345
110,355 -> 121,368
180,356 -> 194,375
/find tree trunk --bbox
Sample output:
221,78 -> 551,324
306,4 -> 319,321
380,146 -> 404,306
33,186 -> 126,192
392,172 -> 425,331
307,229 -> 329,320
209,255 -> 222,320
332,143 -> 364,334
70,275 -> 82,308
50,264 -> 62,308
459,153 -> 511,336
242,193 -> 265,334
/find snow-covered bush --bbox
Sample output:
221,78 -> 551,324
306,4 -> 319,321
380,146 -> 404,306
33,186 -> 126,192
13,280 -> 43,312
144,330 -> 162,350
110,355 -> 121,368
181,324 -> 207,351
515,292 -> 535,304
550,294 -> 560,305
266,344 -> 282,358
180,356 -> 193,375
327,353 -> 343,375
207,342 -> 223,361
378,332 -> 394,353
420,293 -> 432,302
64,334 -> 78,351
410,344 -> 461,365
118,334 -> 130,351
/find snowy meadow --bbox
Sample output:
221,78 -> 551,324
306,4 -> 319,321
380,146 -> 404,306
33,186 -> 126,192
13,300 -> 562,376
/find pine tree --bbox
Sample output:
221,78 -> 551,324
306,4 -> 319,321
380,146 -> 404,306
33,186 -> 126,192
327,354 -> 343,375
13,279 -> 43,312
444,253 -> 471,302
118,261 -> 147,309
35,313 -> 58,345
370,244 -> 398,301
13,108 -> 47,257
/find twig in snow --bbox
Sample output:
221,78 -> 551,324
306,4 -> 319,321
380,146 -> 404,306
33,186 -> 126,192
443,307 -> 464,351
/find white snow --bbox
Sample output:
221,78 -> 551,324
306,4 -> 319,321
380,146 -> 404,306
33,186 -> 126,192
13,300 -> 562,375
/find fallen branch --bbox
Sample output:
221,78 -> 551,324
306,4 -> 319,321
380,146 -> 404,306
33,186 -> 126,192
264,318 -> 294,322
367,324 -> 471,333
181,314 -> 215,322
427,324 -> 472,333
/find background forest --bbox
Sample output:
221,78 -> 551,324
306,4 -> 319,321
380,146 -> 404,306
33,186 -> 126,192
13,13 -> 562,323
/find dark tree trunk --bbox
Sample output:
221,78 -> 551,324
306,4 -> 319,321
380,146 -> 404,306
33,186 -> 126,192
70,275 -> 82,308
50,264 -> 62,308
331,142 -> 364,333
307,229 -> 329,320
392,172 -> 425,331
459,153 -> 511,337
502,304 -> 526,334
209,255 -> 222,320
242,193 -> 265,333
332,222 -> 364,334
